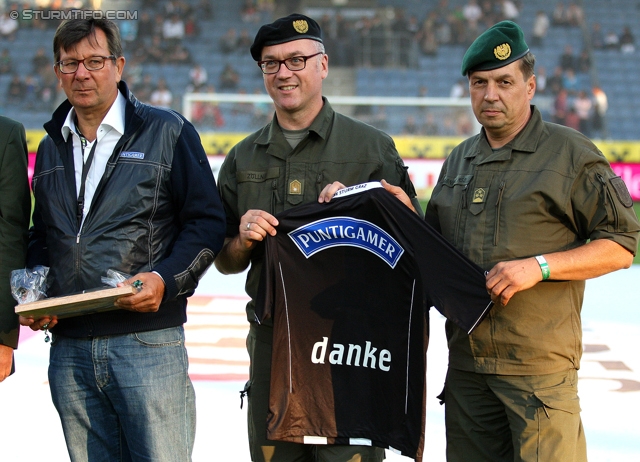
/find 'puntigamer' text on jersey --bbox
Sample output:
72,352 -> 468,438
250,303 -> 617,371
256,183 -> 492,460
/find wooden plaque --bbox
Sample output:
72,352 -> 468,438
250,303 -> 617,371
15,285 -> 137,319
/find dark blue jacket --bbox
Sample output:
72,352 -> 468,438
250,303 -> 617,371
28,81 -> 226,337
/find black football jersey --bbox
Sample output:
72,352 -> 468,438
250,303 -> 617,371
255,182 -> 492,460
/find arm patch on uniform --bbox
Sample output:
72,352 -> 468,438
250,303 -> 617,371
610,176 -> 634,208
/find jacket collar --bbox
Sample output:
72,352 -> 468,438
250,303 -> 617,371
255,97 -> 334,160
467,105 -> 546,164
44,80 -> 144,146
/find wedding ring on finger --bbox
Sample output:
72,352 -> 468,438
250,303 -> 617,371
246,222 -> 251,230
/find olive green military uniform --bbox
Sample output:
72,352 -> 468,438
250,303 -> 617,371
217,98 -> 420,462
426,106 -> 640,461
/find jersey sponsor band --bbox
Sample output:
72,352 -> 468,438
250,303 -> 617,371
288,216 -> 404,268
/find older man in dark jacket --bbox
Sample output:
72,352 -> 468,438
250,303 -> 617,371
21,18 -> 226,461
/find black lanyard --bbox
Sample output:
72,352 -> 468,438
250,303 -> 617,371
76,130 -> 98,229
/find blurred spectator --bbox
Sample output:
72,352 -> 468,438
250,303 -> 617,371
184,14 -> 200,38
220,27 -> 238,54
479,0 -> 501,27
591,86 -> 608,138
440,115 -> 457,136
152,14 -> 165,38
402,115 -> 419,135
119,19 -> 138,45
6,74 -> 24,104
576,49 -> 591,73
218,63 -> 240,91
132,74 -> 154,104
188,63 -> 208,92
136,12 -> 155,42
566,2 -> 584,27
463,0 -> 483,24
552,2 -> 569,27
463,17 -> 482,47
32,46 -> 50,74
531,10 -> 550,48
391,8 -> 416,67
564,106 -> 580,131
417,11 -> 439,56
237,29 -> 253,52
0,48 -> 12,74
574,90 -> 592,136
369,14 -> 386,67
23,75 -> 40,110
191,85 -> 225,128
356,17 -> 374,66
536,66 -> 547,94
456,111 -> 474,136
447,9 -> 467,45
559,44 -> 576,72
0,12 -> 18,41
434,9 -> 453,45
143,35 -> 167,64
195,0 -> 214,21
150,78 -> 173,109
547,66 -> 564,95
604,30 -> 620,50
163,0 -> 189,16
167,44 -> 192,64
122,54 -> 143,87
562,68 -> 579,95
590,22 -> 604,49
552,88 -> 569,125
256,0 -> 275,17
39,69 -> 58,109
334,14 -> 356,66
500,0 -> 519,21
423,113 -> 439,136
450,78 -> 467,98
162,13 -> 185,47
241,0 -> 260,24
251,88 -> 272,126
619,26 -> 635,54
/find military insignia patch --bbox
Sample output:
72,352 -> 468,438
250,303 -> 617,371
610,176 -> 634,208
494,43 -> 511,60
289,179 -> 303,195
293,20 -> 309,34
473,188 -> 486,203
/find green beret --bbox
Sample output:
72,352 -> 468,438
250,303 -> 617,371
461,20 -> 529,76
250,13 -> 323,61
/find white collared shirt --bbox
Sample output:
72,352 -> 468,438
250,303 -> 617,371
61,91 -> 126,227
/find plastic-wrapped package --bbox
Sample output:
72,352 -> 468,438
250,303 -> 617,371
11,266 -> 50,305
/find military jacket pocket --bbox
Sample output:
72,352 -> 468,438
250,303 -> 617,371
236,167 -> 282,214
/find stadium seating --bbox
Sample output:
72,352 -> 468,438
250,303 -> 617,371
0,0 -> 637,140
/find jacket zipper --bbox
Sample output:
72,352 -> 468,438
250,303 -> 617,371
271,179 -> 281,214
494,181 -> 505,246
454,184 -> 468,247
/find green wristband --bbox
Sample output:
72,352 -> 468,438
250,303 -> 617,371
535,255 -> 550,280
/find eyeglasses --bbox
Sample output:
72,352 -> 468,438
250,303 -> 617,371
56,55 -> 116,74
257,52 -> 324,75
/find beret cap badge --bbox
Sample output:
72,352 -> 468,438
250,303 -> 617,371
250,13 -> 323,61
293,19 -> 309,34
494,43 -> 511,60
460,20 -> 529,76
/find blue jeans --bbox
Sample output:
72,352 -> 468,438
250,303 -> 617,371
49,327 -> 196,462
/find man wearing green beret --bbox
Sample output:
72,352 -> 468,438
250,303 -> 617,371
388,20 -> 640,461
215,12 -> 420,462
